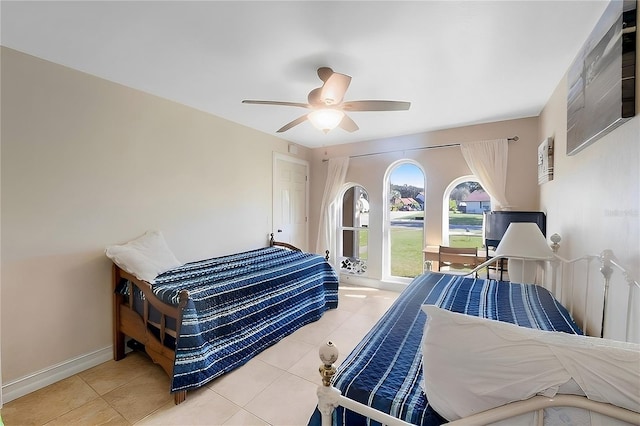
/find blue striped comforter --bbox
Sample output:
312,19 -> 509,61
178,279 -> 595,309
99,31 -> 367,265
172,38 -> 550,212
318,272 -> 581,426
150,246 -> 339,393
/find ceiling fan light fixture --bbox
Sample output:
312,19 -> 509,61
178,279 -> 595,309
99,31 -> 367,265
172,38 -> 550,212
243,67 -> 409,134
308,109 -> 344,133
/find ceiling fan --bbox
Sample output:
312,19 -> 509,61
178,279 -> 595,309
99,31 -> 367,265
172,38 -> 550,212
242,67 -> 411,134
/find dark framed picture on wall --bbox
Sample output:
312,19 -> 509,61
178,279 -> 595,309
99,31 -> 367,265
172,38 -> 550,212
566,0 -> 637,155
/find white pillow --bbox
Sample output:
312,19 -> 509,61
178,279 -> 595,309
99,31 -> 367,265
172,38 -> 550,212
105,230 -> 182,283
420,305 -> 640,422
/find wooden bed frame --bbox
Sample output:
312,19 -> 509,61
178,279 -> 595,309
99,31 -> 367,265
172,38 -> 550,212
112,265 -> 189,404
268,233 -> 331,262
112,235 -> 326,405
315,241 -> 640,426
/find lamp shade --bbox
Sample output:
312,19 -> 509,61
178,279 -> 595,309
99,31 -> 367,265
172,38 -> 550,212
308,109 -> 344,133
494,222 -> 554,260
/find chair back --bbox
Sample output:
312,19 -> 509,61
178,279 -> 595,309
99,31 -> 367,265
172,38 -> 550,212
485,239 -> 508,280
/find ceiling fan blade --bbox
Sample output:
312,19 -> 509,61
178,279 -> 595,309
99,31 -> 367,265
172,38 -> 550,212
307,88 -> 323,105
342,100 -> 411,111
242,100 -> 310,109
276,115 -> 309,133
321,72 -> 351,105
317,67 -> 334,82
339,114 -> 359,133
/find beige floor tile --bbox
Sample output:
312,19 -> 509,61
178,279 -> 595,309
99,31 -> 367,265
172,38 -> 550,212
102,362 -> 173,424
287,346 -> 325,384
336,288 -> 386,313
355,295 -> 396,319
321,323 -> 370,360
244,373 -> 319,426
222,409 -> 270,426
354,303 -> 383,320
4,282 -> 397,426
136,386 -> 240,425
330,297 -> 363,314
255,336 -> 315,370
43,398 -> 128,426
315,309 -> 350,329
320,307 -> 355,325
339,284 -> 389,296
79,351 -> 157,395
267,309 -> 348,352
207,358 -> 284,407
287,317 -> 339,347
1,375 -> 99,425
339,312 -> 381,336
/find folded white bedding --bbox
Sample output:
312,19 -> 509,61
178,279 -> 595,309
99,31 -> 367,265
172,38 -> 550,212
421,305 -> 640,424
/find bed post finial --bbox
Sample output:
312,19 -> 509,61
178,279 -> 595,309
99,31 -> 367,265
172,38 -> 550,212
550,233 -> 561,253
319,341 -> 339,386
599,250 -> 614,338
318,342 -> 341,426
178,290 -> 190,309
548,234 -> 562,296
269,233 -> 275,247
325,250 -> 330,262
600,249 -> 614,280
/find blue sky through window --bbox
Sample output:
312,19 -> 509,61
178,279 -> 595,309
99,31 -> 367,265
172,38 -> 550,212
390,163 -> 424,188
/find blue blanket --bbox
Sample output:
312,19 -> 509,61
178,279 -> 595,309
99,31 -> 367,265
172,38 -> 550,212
310,272 -> 581,426
148,246 -> 339,393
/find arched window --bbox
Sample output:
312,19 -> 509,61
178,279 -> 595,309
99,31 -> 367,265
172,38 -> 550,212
442,176 -> 489,248
383,161 -> 426,281
338,184 -> 369,275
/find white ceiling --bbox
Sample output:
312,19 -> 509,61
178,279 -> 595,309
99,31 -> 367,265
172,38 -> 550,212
1,1 -> 609,149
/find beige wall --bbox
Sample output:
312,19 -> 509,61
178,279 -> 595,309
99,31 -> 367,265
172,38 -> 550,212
0,47 -> 309,384
309,117 -> 540,281
538,10 -> 639,340
539,89 -> 639,270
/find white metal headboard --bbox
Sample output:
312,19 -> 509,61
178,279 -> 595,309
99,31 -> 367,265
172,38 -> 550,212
468,236 -> 639,342
549,248 -> 640,342
315,242 -> 640,426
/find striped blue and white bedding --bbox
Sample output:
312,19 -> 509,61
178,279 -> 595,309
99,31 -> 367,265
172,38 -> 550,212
123,246 -> 338,393
311,272 -> 581,426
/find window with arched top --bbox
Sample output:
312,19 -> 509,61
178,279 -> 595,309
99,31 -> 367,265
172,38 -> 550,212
383,161 -> 426,281
338,185 -> 369,275
442,176 -> 489,248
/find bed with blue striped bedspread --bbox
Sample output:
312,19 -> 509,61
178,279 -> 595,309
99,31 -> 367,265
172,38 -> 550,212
137,246 -> 338,393
309,272 -> 582,426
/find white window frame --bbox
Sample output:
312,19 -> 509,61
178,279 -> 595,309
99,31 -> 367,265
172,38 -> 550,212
382,160 -> 426,283
442,175 -> 492,246
337,183 -> 369,276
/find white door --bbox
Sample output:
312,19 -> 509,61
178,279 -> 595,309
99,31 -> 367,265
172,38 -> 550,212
273,153 -> 309,250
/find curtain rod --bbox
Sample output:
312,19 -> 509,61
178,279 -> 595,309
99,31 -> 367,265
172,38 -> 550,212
322,136 -> 519,162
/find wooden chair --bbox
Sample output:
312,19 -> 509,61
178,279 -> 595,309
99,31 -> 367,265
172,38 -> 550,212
485,238 -> 507,280
438,246 -> 479,276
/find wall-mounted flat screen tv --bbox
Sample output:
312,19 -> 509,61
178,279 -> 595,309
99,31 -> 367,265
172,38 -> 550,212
567,0 -> 637,155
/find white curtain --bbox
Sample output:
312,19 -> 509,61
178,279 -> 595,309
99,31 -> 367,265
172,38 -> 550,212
315,157 -> 349,266
460,139 -> 511,210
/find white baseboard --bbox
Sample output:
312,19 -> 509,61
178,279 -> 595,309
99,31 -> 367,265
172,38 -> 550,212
339,273 -> 408,293
1,346 -> 113,404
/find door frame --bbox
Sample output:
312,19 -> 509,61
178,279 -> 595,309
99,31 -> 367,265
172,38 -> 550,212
272,152 -> 310,251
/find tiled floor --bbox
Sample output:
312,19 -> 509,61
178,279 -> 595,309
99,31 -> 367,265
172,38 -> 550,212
1,284 -> 400,426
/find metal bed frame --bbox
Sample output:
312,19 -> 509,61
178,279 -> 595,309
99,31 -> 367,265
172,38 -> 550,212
315,239 -> 640,426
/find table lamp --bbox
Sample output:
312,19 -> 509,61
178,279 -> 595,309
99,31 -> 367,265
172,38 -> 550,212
494,222 -> 554,284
